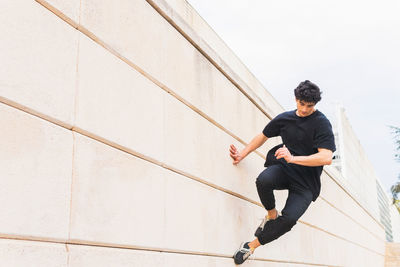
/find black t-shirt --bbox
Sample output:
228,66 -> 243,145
262,109 -> 336,201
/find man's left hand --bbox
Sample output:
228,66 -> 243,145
275,145 -> 294,163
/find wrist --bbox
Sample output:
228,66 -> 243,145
240,149 -> 249,158
289,155 -> 295,163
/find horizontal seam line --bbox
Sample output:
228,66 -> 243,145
299,220 -> 385,257
319,196 -> 385,242
0,235 -> 343,266
144,0 -> 275,120
323,169 -> 384,230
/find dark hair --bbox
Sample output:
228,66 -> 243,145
294,80 -> 322,104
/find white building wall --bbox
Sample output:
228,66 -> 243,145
336,107 -> 380,219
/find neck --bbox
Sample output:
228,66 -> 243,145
296,109 -> 316,117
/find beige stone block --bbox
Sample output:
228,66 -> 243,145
320,173 -> 385,240
68,244 -> 164,267
79,0 -> 270,149
69,133 -> 166,248
69,132 -> 254,256
163,0 -> 284,117
211,64 -> 270,144
163,168 -> 374,266
0,1 -> 78,127
42,0 -> 81,24
322,173 -> 376,236
0,103 -> 72,240
69,131 -> 257,254
0,238 -> 67,267
253,201 -> 384,266
181,54 -> 269,146
163,250 -> 314,267
68,243 -> 314,267
250,204 -> 340,265
80,0 -> 163,81
302,197 -> 385,254
75,33 -> 165,162
75,31 -> 265,202
164,95 -> 264,202
163,170 -> 256,255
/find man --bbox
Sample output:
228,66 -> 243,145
231,80 -> 336,264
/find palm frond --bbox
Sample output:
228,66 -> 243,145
389,125 -> 400,162
392,182 -> 400,195
395,199 -> 400,214
389,125 -> 400,213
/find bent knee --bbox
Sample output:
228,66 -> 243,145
256,175 -> 273,189
281,216 -> 298,229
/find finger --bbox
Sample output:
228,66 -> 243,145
277,149 -> 287,156
275,148 -> 285,156
276,152 -> 285,159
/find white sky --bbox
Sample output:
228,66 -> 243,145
187,0 -> 400,192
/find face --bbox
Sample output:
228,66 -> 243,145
295,99 -> 316,117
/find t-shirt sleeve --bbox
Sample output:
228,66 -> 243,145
262,114 -> 282,138
313,119 -> 336,152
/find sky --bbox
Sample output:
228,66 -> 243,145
187,0 -> 400,192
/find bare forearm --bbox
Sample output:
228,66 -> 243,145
241,133 -> 268,158
290,152 -> 332,167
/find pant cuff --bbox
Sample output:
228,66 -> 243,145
255,231 -> 267,245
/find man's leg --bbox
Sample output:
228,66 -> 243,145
255,165 -> 290,214
234,168 -> 310,264
234,165 -> 290,264
255,187 -> 313,246
249,166 -> 291,249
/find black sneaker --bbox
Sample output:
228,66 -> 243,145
254,210 -> 280,237
233,242 -> 253,265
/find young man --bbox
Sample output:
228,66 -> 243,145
231,80 -> 336,264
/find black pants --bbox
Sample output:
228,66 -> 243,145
255,164 -> 313,245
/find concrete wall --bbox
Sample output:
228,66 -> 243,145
335,107 -> 380,218
0,0 -> 386,266
385,242 -> 400,267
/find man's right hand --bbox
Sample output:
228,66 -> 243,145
229,144 -> 243,165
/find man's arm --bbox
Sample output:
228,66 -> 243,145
275,146 -> 333,167
230,133 -> 268,165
